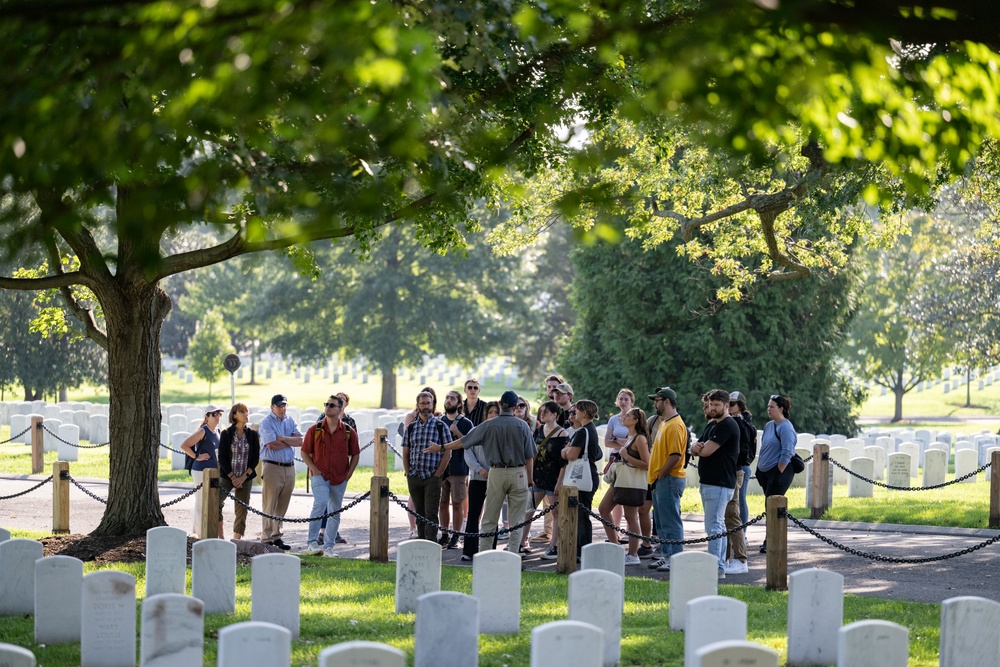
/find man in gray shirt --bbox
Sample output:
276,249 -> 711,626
428,390 -> 535,556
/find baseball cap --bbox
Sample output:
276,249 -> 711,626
554,382 -> 574,395
729,391 -> 747,404
499,390 -> 520,408
204,404 -> 224,415
270,394 -> 288,406
647,386 -> 677,401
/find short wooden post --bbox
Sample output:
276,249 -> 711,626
810,443 -> 830,519
765,495 -> 788,591
373,428 -> 388,478
199,468 -> 220,539
31,416 -> 44,474
557,485 -> 579,574
990,451 -> 1000,529
52,460 -> 70,534
369,476 -> 389,562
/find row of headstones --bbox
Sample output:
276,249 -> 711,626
799,435 -> 999,480
0,401 -> 108,428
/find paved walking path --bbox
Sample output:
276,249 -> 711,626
2,474 -> 998,604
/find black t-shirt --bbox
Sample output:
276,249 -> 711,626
441,414 -> 474,476
464,399 -> 487,426
532,428 -> 569,491
697,416 -> 740,488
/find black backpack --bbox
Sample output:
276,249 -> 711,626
184,437 -> 199,476
736,414 -> 757,466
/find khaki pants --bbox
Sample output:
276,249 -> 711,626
725,469 -> 747,562
261,462 -> 296,542
479,467 -> 530,554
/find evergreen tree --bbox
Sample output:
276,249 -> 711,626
185,311 -> 233,402
560,230 -> 862,435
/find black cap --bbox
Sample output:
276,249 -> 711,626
270,394 -> 288,406
647,386 -> 677,401
499,390 -> 520,408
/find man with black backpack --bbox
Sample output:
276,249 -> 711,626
721,391 -> 755,575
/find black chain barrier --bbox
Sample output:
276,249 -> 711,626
160,484 -> 204,508
160,443 -> 186,455
387,491 -> 558,538
227,490 -> 371,523
42,424 -> 110,449
824,452 -> 992,490
0,426 -> 32,446
585,506 -> 767,545
783,509 -> 1000,563
0,475 -> 53,500
65,474 -> 108,504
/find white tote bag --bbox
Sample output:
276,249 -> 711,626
564,427 -> 594,492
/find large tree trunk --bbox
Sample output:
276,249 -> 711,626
380,368 -> 397,409
92,281 -> 171,536
892,387 -> 904,423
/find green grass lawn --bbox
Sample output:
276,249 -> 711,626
0,528 -> 944,666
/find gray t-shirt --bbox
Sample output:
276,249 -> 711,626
460,413 -> 535,467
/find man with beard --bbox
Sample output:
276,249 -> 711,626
689,388 -> 740,578
438,390 -> 474,548
723,390 -> 756,574
402,391 -> 452,542
645,386 -> 687,572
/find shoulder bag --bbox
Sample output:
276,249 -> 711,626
564,428 -> 594,492
612,439 -> 647,507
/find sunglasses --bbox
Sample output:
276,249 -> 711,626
466,386 -> 480,391
516,403 -> 526,408
325,402 -> 343,408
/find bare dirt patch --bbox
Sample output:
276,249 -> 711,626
39,533 -> 263,565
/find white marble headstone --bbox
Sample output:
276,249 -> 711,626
939,596 -> 1000,667
836,620 -> 908,667
787,568 -> 844,665
218,621 -> 292,667
145,526 -> 188,596
56,423 -> 80,462
170,432 -> 191,470
828,447 -> 850,485
191,539 -> 236,613
668,551 -> 718,631
954,448 -> 979,483
581,541 -> 625,581
81,570 -> 136,667
684,596 -> 747,667
0,643 -> 35,667
0,539 -> 44,615
394,539 -> 441,614
0,527 -> 9,542
863,446 -> 885,481
922,448 -> 947,487
318,641 -> 405,667
530,620 -> 604,667
140,594 -> 204,667
90,414 -> 109,445
897,442 -> 920,478
848,458 -> 875,497
693,639 -> 779,667
34,555 -> 83,644
886,453 -> 910,488
472,550 -> 521,634
251,553 -> 300,638
413,591 -> 478,667
569,569 -> 623,667
845,438 -> 866,460
42,418 -> 62,452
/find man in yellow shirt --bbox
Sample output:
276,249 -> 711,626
646,386 -> 687,572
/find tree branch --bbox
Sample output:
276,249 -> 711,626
43,238 -> 109,351
0,273 -> 86,290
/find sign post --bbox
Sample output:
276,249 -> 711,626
223,354 -> 241,405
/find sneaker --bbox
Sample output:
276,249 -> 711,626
648,557 -> 667,570
530,533 -> 551,543
335,532 -> 348,544
724,559 -> 749,575
718,570 -> 726,579
438,533 -> 450,547
304,541 -> 323,555
637,546 -> 655,558
518,544 -> 533,555
497,528 -> 510,540
624,554 -> 641,566
323,548 -> 338,558
759,543 -> 767,554
460,554 -> 473,562
447,534 -> 461,549
540,546 -> 558,560
656,560 -> 671,572
268,540 -> 292,552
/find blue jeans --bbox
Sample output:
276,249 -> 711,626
652,475 -> 686,558
700,483 -> 734,572
308,476 -> 348,544
739,465 -> 751,530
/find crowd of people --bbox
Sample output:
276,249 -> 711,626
178,376 -> 799,573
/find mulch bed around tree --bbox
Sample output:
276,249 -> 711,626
39,533 -> 260,565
